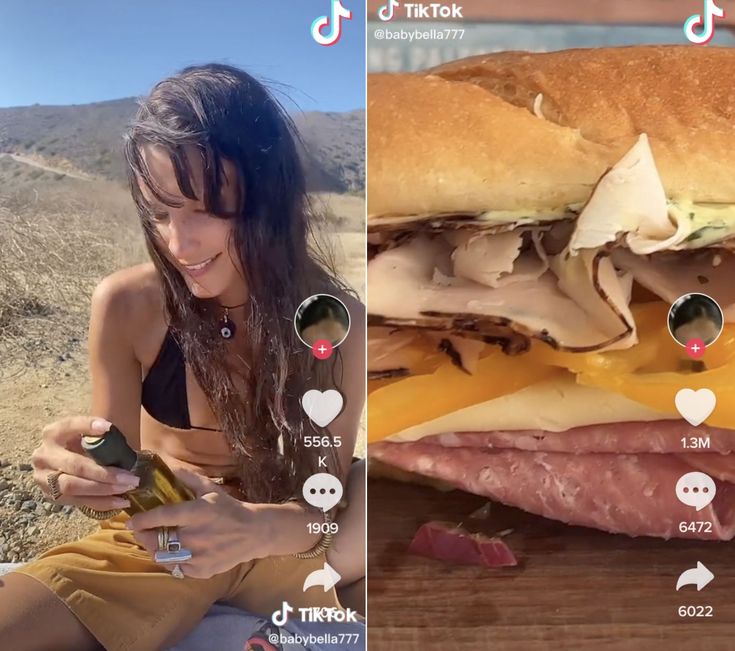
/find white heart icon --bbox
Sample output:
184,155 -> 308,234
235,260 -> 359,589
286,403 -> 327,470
675,388 -> 716,426
301,389 -> 343,428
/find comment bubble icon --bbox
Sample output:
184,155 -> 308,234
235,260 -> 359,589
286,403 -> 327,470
676,471 -> 717,511
302,472 -> 343,512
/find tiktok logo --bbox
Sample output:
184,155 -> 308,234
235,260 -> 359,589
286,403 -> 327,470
683,0 -> 726,44
311,0 -> 353,47
378,0 -> 400,21
271,600 -> 294,626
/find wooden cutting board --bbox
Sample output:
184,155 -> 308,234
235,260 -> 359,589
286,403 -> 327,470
367,478 -> 735,650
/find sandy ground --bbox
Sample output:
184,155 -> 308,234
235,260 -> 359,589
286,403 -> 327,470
0,187 -> 365,561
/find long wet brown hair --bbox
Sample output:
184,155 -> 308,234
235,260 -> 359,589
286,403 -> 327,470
123,63 -> 352,503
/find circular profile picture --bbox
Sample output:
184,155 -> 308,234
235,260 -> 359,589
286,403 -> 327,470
294,294 -> 351,348
667,293 -> 724,347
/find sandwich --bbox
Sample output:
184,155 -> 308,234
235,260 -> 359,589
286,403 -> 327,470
367,46 -> 735,541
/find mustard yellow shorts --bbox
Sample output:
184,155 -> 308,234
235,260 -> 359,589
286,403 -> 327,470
14,512 -> 342,651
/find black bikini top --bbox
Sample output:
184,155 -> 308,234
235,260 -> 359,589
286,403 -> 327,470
141,330 -> 221,432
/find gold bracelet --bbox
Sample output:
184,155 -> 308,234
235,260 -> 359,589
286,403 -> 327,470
77,505 -> 123,520
293,509 -> 335,559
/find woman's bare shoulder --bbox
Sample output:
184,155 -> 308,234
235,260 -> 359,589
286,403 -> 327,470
335,291 -> 365,323
335,291 -> 365,364
92,263 -> 164,328
93,262 -> 160,305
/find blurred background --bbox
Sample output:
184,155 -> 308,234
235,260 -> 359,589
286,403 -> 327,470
367,0 -> 735,72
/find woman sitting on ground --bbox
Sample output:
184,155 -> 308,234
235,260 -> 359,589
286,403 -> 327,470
0,63 -> 365,651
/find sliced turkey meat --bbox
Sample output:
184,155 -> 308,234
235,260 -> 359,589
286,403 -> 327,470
446,229 -> 549,288
611,247 -> 735,321
569,134 -> 692,255
368,326 -> 485,376
368,234 -> 636,352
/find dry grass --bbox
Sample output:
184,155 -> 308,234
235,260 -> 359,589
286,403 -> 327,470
0,181 -> 365,368
0,180 -> 145,367
310,191 -> 366,299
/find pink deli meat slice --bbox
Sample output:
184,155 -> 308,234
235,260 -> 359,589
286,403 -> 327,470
370,441 -> 735,540
408,521 -> 519,568
425,421 -> 735,455
678,453 -> 735,483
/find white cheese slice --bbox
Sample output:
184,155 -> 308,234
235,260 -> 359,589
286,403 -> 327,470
386,374 -> 676,442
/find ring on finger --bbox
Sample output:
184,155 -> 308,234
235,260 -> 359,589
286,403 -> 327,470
154,526 -> 192,564
157,526 -> 169,551
166,527 -> 182,552
46,470 -> 64,502
155,548 -> 193,564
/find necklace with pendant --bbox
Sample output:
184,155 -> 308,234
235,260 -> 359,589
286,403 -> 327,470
219,301 -> 247,340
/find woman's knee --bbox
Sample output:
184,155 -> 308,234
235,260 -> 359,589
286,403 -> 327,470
0,572 -> 102,651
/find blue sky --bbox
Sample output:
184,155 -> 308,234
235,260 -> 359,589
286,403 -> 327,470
0,0 -> 365,112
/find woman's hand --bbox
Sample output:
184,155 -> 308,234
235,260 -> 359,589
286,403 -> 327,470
31,416 -> 141,510
126,468 -> 268,579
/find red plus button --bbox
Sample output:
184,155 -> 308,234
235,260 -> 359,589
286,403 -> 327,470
312,339 -> 333,360
686,338 -> 706,359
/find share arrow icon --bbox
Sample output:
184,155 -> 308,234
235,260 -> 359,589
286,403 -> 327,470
676,562 -> 714,591
302,561 -> 341,592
